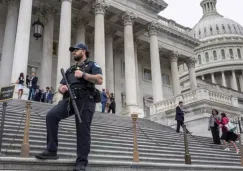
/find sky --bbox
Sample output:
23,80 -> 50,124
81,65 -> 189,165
159,0 -> 243,29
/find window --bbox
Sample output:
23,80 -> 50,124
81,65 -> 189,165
52,42 -> 58,56
210,26 -> 213,34
213,51 -> 217,61
228,24 -> 232,33
237,49 -> 242,59
204,27 -> 207,35
229,49 -> 234,59
216,25 -> 219,32
205,52 -> 209,62
143,68 -> 152,81
162,74 -> 170,86
199,29 -> 201,37
222,24 -> 226,32
198,55 -> 202,64
221,49 -> 225,59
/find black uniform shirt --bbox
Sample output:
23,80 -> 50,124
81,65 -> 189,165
60,61 -> 102,85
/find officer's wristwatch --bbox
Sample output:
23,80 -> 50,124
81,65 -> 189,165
81,72 -> 86,78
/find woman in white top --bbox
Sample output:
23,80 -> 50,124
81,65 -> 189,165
16,73 -> 25,99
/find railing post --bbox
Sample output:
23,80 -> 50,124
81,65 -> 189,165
183,125 -> 191,164
131,114 -> 139,162
0,101 -> 7,154
20,101 -> 31,157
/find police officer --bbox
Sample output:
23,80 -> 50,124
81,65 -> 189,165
35,42 -> 103,171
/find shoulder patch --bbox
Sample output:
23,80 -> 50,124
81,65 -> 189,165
94,62 -> 100,68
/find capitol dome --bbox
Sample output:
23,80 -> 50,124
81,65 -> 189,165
192,0 -> 243,41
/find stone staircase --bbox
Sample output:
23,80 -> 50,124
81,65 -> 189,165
0,99 -> 243,171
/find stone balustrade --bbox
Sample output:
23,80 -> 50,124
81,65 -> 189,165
150,87 -> 239,115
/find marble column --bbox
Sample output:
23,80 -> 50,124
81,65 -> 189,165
72,15 -> 88,44
170,51 -> 181,96
56,0 -> 72,91
239,71 -> 243,92
122,11 -> 138,107
40,5 -> 57,89
231,70 -> 238,91
211,73 -> 216,84
148,22 -> 163,102
105,26 -> 115,93
0,0 -> 19,86
186,58 -> 197,90
11,0 -> 33,83
93,0 -> 108,90
134,37 -> 141,107
221,71 -> 227,87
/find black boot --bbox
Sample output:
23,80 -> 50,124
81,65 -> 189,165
35,150 -> 59,160
73,165 -> 86,171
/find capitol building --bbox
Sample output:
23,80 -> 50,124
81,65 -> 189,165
0,0 -> 242,136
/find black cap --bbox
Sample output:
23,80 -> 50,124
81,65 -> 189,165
69,42 -> 89,52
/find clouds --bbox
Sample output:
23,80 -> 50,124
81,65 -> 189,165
159,0 -> 243,28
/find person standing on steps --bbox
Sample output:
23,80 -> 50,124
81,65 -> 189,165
35,42 -> 103,171
208,109 -> 221,144
175,101 -> 189,133
101,88 -> 107,113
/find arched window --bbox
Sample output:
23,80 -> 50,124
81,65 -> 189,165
229,49 -> 234,59
213,51 -> 217,61
221,49 -> 225,59
205,52 -> 209,62
216,25 -> 219,33
199,29 -> 201,37
204,27 -> 207,35
222,24 -> 226,32
228,24 -> 232,33
237,49 -> 241,59
210,26 -> 213,34
198,55 -> 202,64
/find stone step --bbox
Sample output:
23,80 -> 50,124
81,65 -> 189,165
2,135 -> 238,157
1,143 -> 241,163
1,157 -> 243,171
0,150 -> 240,166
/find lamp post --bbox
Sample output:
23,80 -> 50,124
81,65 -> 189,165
32,18 -> 44,40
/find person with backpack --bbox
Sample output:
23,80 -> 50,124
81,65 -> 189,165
214,113 -> 239,153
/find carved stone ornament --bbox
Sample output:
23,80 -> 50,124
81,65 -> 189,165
122,10 -> 137,26
186,57 -> 197,68
4,0 -> 19,6
72,15 -> 89,29
92,0 -> 108,15
147,21 -> 159,36
169,51 -> 180,62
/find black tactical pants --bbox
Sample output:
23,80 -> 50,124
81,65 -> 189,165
46,96 -> 95,166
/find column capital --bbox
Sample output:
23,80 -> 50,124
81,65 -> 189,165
122,10 -> 137,26
169,51 -> 180,62
92,0 -> 108,15
105,25 -> 116,37
186,58 -> 197,68
3,0 -> 19,7
147,21 -> 159,36
72,15 -> 89,29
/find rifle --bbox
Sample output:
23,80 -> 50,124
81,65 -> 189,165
61,68 -> 82,123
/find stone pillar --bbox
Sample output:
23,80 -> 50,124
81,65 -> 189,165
147,22 -> 163,103
186,58 -> 197,90
93,0 -> 108,90
39,5 -> 57,89
56,0 -> 72,91
122,11 -> 139,111
105,26 -> 115,93
0,0 -> 19,86
11,0 -> 33,83
239,71 -> 243,92
221,71 -> 227,87
72,15 -> 88,44
211,73 -> 216,84
231,70 -> 238,91
134,37 -> 141,107
170,51 -> 181,96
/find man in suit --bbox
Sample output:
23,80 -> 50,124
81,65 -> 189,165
100,89 -> 107,113
28,72 -> 38,100
175,101 -> 188,133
